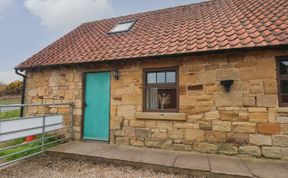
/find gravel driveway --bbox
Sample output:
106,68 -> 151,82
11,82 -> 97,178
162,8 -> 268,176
1,154 -> 204,178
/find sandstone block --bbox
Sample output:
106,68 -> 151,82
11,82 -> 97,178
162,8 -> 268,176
204,111 -> 220,120
232,122 -> 256,133
130,139 -> 144,147
249,85 -> 263,94
110,116 -> 123,129
239,112 -> 249,121
135,129 -> 150,139
249,134 -> 272,146
185,129 -> 205,141
180,95 -> 197,106
272,135 -> 288,147
129,120 -> 145,128
262,146 -> 281,159
218,143 -> 238,155
240,69 -> 258,80
281,148 -> 288,160
145,120 -> 157,128
276,117 -> 288,123
187,113 -> 203,122
168,129 -> 184,139
248,112 -> 268,123
263,80 -> 277,94
216,68 -> 240,80
197,95 -> 213,101
248,107 -> 267,113
115,137 -> 129,145
123,127 -> 135,137
257,94 -> 278,107
205,131 -> 226,142
243,96 -> 256,106
281,124 -> 288,134
199,121 -> 212,131
193,142 -> 218,154
173,122 -> 197,129
193,105 -> 213,114
198,70 -> 217,84
205,84 -> 220,93
220,111 -> 239,121
258,123 -> 280,134
227,132 -> 249,145
215,92 -> 242,107
173,144 -> 192,151
122,94 -> 141,105
115,130 -> 124,136
157,121 -> 173,128
239,146 -> 261,157
212,120 -> 231,132
152,132 -> 168,139
117,106 -> 136,117
145,140 -> 173,149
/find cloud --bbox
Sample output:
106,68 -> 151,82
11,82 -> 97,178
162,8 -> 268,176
0,70 -> 21,84
24,0 -> 113,31
0,0 -> 14,17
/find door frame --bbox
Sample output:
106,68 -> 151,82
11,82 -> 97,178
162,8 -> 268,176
81,71 -> 111,142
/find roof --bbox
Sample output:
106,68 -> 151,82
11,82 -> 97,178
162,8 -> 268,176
16,0 -> 288,70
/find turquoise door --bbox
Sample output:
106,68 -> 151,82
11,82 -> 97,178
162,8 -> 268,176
84,72 -> 110,141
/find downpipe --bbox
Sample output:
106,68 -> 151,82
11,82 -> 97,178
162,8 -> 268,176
14,69 -> 26,117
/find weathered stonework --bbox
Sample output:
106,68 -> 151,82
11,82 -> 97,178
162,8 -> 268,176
24,49 -> 288,160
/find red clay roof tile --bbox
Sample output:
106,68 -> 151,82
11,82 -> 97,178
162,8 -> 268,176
16,0 -> 288,69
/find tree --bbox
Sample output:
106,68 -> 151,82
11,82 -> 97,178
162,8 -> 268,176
0,80 -> 23,96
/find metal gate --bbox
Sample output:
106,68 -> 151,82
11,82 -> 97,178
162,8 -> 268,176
0,103 -> 74,168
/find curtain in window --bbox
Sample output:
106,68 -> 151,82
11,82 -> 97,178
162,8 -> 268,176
146,88 -> 158,109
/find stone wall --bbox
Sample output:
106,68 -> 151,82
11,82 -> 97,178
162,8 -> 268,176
25,49 -> 288,159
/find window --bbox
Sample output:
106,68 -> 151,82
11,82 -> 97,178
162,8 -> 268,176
143,68 -> 178,112
277,56 -> 288,106
109,21 -> 135,34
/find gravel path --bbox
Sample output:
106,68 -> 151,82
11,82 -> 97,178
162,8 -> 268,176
1,154 -> 204,178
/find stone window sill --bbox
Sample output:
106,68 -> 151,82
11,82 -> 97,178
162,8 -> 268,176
135,112 -> 186,121
277,107 -> 288,113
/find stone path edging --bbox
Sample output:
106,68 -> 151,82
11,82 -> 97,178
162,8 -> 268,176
47,141 -> 288,178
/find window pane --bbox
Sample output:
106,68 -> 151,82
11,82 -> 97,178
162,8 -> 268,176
281,80 -> 288,93
280,60 -> 288,74
110,21 -> 135,33
282,95 -> 288,103
157,72 -> 165,83
166,71 -> 176,83
147,73 -> 156,83
146,88 -> 177,110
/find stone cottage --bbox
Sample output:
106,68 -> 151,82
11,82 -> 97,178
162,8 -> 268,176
16,0 -> 288,159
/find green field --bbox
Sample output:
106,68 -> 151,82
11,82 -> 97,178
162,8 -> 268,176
0,97 -> 20,105
0,97 -> 20,120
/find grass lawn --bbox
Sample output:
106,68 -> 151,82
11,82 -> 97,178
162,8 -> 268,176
0,109 -> 20,120
0,135 -> 63,161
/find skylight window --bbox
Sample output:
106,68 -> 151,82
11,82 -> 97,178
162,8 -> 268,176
109,21 -> 135,34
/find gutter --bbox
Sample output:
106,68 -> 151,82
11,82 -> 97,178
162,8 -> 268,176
14,69 -> 26,117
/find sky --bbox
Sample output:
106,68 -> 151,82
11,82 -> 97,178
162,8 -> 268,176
0,0 -> 204,83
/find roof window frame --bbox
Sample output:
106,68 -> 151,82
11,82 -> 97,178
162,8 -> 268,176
108,20 -> 136,34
